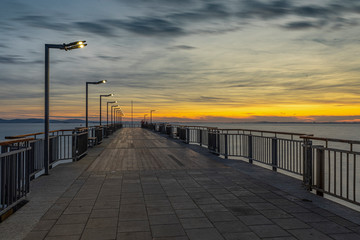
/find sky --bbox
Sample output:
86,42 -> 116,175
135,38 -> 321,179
0,0 -> 360,123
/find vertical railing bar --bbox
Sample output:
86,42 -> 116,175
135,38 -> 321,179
347,152 -> 349,200
353,154 -> 356,202
328,150 -> 331,193
334,151 -> 337,196
340,153 -> 343,198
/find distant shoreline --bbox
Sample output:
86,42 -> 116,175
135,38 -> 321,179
1,118 -> 359,124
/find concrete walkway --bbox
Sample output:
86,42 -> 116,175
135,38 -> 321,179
1,128 -> 360,240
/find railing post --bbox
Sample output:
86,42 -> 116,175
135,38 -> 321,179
186,128 -> 190,144
272,138 -> 278,171
224,134 -> 228,159
199,130 -> 203,146
72,130 -> 77,162
217,131 -> 220,154
303,139 -> 313,190
248,135 -> 253,164
316,147 -> 325,196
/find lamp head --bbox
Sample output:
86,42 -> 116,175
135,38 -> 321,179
63,40 -> 87,51
97,80 -> 107,84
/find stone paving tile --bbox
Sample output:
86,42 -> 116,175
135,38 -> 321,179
45,236 -> 81,240
186,228 -> 224,240
222,232 -> 261,240
272,218 -> 310,230
121,198 -> 145,205
228,206 -> 259,216
119,212 -> 148,221
249,224 -> 291,238
48,223 -> 85,237
57,214 -> 90,224
149,214 -> 180,225
151,224 -> 186,238
259,209 -> 292,219
123,193 -> 144,199
172,202 -> 198,210
116,231 -> 152,240
309,221 -> 353,234
63,206 -> 93,215
288,228 -> 333,240
23,231 -> 48,240
153,236 -> 189,240
292,212 -> 328,223
193,197 -> 220,205
198,204 -> 228,212
180,217 -> 214,229
175,209 -> 206,218
240,196 -> 267,203
213,194 -> 238,201
86,217 -> 117,229
145,200 -> 172,207
205,211 -> 238,222
213,220 -> 250,233
327,216 -> 360,228
147,205 -> 175,215
81,227 -> 117,240
330,233 -> 360,240
90,209 -> 118,218
32,219 -> 57,231
68,199 -> 96,207
93,200 -> 120,209
248,202 -> 278,210
42,209 -> 65,220
237,214 -> 273,226
118,220 -> 150,232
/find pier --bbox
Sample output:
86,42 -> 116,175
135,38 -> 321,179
1,127 -> 360,239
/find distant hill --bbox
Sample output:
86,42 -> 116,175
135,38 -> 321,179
0,118 -> 86,123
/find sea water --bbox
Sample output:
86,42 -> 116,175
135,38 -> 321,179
1,122 -> 359,141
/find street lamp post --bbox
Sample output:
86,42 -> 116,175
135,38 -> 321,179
44,40 -> 87,175
150,110 -> 156,124
144,114 -> 148,122
86,80 -> 107,128
117,109 -> 124,125
107,101 -> 117,126
100,94 -> 113,125
111,105 -> 119,126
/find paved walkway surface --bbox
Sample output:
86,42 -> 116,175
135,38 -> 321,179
1,128 -> 360,240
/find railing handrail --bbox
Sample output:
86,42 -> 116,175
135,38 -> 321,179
0,137 -> 35,146
300,135 -> 360,145
5,129 -> 86,139
217,128 -> 312,137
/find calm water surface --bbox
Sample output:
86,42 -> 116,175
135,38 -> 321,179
1,122 -> 358,141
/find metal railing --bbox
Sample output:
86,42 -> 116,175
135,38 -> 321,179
301,136 -> 360,206
151,123 -> 360,207
0,138 -> 32,216
0,124 -> 126,216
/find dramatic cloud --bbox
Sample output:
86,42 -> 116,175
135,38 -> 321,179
14,15 -> 68,31
168,45 -> 196,50
1,0 -> 360,122
0,55 -> 42,64
283,21 -> 322,30
74,22 -> 116,37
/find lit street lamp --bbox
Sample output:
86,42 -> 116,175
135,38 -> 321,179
107,101 -> 117,126
44,40 -> 87,175
111,105 -> 119,126
86,80 -> 107,128
116,109 -> 124,125
100,94 -> 113,125
150,110 -> 156,124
